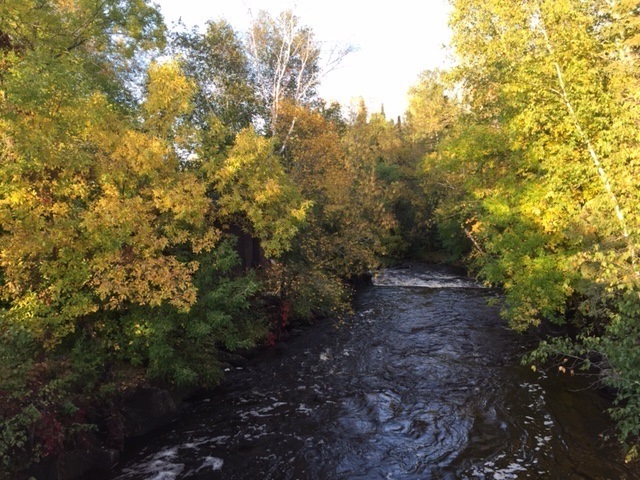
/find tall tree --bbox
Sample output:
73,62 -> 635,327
171,20 -> 257,145
406,70 -> 458,152
246,10 -> 350,147
0,0 -> 165,110
0,1 -> 252,469
443,0 -> 640,455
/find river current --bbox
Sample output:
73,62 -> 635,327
106,265 -> 639,479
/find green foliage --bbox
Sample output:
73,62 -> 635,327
436,0 -> 640,455
119,240 -> 262,387
0,1 -> 271,475
171,20 -> 257,142
0,328 -> 105,474
0,0 -> 165,112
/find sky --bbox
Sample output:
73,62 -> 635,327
153,0 -> 453,120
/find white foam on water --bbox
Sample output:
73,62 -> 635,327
241,423 -> 269,441
116,447 -> 184,480
115,433 -> 233,479
238,402 -> 288,421
297,403 -> 314,414
493,462 -> 527,479
469,381 -> 555,478
198,456 -> 224,471
372,269 -> 483,289
471,460 -> 527,479
182,435 -> 229,450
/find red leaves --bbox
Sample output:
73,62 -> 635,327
36,411 -> 65,457
265,300 -> 292,346
281,300 -> 291,328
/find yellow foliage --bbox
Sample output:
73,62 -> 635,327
214,127 -> 309,258
143,60 -> 195,136
0,55 -> 215,347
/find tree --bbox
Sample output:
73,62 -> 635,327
389,71 -> 464,257
171,20 -> 257,144
262,100 -> 395,322
444,0 -> 640,454
280,100 -> 388,277
0,1 -> 265,470
211,126 -> 311,260
0,0 -> 166,111
246,10 -> 351,147
406,70 -> 458,152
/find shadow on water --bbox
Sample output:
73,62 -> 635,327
104,264 -> 640,479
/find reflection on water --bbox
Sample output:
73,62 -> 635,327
106,265 -> 639,480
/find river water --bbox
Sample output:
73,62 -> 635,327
106,265 -> 639,479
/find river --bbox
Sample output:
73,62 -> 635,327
105,265 -> 639,479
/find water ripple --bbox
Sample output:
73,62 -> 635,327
105,265 -> 637,480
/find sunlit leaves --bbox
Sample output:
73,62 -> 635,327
142,60 -> 194,137
0,41 -> 216,349
444,0 -> 640,452
213,127 -> 310,259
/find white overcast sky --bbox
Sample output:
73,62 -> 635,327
153,0 -> 453,119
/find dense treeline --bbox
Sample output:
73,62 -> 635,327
0,1 -> 428,475
2,0 -> 640,475
422,0 -> 640,463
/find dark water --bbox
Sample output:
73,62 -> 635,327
107,265 -> 639,479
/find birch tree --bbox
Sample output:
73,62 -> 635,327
444,0 -> 640,454
246,10 -> 351,148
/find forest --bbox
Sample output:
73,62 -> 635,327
1,0 -> 640,476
